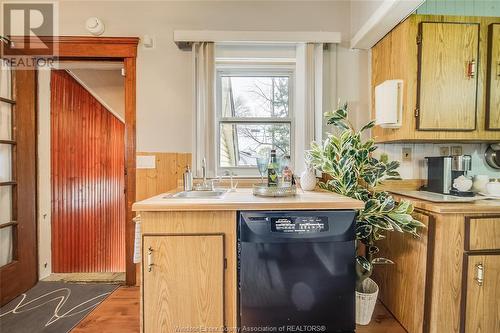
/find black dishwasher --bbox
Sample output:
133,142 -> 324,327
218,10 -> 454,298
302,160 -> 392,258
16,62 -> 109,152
238,210 -> 356,333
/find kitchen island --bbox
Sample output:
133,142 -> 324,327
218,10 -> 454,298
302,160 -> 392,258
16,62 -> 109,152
132,188 -> 364,333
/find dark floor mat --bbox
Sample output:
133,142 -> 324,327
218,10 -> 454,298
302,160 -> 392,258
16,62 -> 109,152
0,281 -> 119,333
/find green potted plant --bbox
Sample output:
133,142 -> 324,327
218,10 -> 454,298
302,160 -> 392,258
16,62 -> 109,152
306,103 -> 424,325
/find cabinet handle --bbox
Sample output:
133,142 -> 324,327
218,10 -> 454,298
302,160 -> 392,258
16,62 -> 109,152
474,263 -> 484,286
466,60 -> 476,79
147,246 -> 154,272
496,61 -> 500,79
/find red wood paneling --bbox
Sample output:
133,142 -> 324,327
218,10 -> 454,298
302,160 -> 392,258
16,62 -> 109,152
51,70 -> 125,272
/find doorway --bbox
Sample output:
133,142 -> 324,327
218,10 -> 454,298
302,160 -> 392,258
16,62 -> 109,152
2,37 -> 139,296
48,67 -> 126,276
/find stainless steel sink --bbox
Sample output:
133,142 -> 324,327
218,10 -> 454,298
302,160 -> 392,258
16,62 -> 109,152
165,189 -> 228,199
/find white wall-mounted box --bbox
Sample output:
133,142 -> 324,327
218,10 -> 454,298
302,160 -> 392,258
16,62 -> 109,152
375,79 -> 404,128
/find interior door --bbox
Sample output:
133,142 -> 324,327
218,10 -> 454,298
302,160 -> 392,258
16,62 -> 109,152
487,23 -> 500,130
142,235 -> 224,333
0,62 -> 37,306
465,255 -> 500,333
417,22 -> 479,130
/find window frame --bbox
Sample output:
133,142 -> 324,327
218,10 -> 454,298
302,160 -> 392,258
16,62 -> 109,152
215,64 -> 295,177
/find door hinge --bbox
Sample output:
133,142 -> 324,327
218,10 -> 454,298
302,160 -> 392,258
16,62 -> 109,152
224,258 -> 227,269
414,107 -> 420,117
416,34 -> 422,45
121,68 -> 126,77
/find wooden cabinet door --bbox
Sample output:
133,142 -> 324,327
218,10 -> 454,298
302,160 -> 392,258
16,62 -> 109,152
417,22 -> 479,130
143,235 -> 224,333
465,255 -> 500,333
373,211 -> 431,333
487,24 -> 500,130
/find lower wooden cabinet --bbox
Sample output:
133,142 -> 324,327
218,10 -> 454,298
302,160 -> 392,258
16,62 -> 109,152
464,255 -> 500,333
375,204 -> 500,333
374,211 -> 431,333
143,234 -> 225,333
139,211 -> 237,333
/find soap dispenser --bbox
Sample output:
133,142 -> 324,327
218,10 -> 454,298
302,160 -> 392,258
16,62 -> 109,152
183,166 -> 193,191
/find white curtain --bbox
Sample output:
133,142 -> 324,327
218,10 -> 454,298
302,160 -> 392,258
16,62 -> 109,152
192,42 -> 215,177
295,43 -> 326,174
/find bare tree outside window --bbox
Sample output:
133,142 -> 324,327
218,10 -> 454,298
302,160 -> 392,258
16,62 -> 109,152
219,75 -> 292,168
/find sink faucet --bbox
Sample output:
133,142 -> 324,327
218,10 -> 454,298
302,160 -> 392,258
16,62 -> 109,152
224,170 -> 238,191
195,158 -> 214,191
202,157 -> 207,184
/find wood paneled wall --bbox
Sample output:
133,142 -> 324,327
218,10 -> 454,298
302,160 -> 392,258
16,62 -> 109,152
136,152 -> 191,201
51,70 -> 125,272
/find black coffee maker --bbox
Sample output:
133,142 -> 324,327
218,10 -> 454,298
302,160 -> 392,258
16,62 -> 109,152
423,155 -> 473,196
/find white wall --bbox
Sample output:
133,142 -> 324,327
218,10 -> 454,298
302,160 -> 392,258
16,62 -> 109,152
38,69 -> 51,279
350,0 -> 384,37
69,69 -> 125,121
56,0 -> 357,153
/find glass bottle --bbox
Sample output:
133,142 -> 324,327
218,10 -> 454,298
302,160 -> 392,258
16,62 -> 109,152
267,149 -> 278,187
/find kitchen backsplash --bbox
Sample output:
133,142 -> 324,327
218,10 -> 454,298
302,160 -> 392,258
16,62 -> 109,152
373,143 -> 500,180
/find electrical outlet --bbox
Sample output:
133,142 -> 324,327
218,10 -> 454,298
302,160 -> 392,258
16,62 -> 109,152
402,147 -> 412,162
451,146 -> 463,156
439,146 -> 450,156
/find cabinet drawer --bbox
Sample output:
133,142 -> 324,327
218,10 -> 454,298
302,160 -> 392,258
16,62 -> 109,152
466,217 -> 500,250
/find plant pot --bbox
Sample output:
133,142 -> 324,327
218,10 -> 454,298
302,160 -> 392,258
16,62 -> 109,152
300,166 -> 317,191
355,278 -> 379,325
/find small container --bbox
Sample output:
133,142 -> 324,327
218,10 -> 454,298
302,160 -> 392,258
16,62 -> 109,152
183,166 -> 193,191
486,179 -> 500,196
472,175 -> 489,193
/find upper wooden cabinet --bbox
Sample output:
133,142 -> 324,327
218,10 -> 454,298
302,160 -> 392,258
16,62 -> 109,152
371,15 -> 500,142
417,22 -> 479,130
487,23 -> 500,130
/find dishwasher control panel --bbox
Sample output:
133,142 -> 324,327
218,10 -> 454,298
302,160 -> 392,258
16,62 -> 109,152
270,216 -> 329,233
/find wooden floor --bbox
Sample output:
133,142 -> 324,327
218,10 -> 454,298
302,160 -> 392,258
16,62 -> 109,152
71,287 -> 140,333
43,272 -> 125,283
72,287 -> 405,333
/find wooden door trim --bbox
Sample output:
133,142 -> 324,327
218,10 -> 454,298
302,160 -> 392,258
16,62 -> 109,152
141,233 -> 226,333
5,36 -> 138,58
416,21 -> 480,131
3,36 -> 139,285
486,23 -> 500,130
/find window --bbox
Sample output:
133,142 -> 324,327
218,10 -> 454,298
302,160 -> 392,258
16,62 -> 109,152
216,68 -> 293,173
194,42 -> 330,177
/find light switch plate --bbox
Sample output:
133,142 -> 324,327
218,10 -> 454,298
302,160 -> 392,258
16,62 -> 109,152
402,147 -> 412,162
439,146 -> 450,156
451,146 -> 463,156
137,155 -> 156,169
